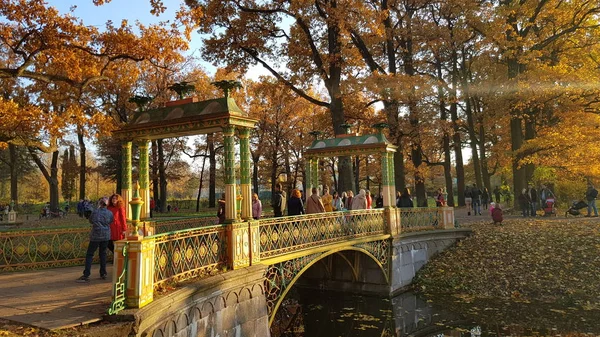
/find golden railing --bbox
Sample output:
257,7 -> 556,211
151,224 -> 228,289
0,225 -> 112,272
399,208 -> 442,232
258,209 -> 385,260
151,216 -> 219,234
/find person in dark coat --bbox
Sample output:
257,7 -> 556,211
397,188 -> 414,208
217,194 -> 226,224
287,189 -> 305,215
77,197 -> 113,282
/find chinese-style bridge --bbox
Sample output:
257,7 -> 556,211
105,87 -> 471,336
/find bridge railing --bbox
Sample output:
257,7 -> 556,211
399,208 -> 443,232
150,224 -> 228,289
151,215 -> 219,234
258,209 -> 386,260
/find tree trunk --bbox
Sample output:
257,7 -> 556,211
270,133 -> 280,205
436,57 -> 454,206
524,113 -> 536,183
511,116 -> 526,209
450,51 -> 465,206
477,112 -> 491,192
158,139 -> 167,212
196,156 -> 206,212
208,134 -> 216,208
354,156 -> 360,192
252,152 -> 260,195
29,148 -> 60,211
78,132 -> 86,200
383,101 -> 406,192
465,96 -> 482,188
9,144 -> 18,207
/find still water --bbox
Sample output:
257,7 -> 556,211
272,289 -> 600,337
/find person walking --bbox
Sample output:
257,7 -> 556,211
321,187 -> 333,212
345,190 -> 354,210
287,189 -> 305,215
272,183 -> 286,217
482,188 -> 489,210
585,183 -> 599,217
107,194 -> 128,254
252,193 -> 262,220
332,191 -> 343,211
471,184 -> 482,215
435,188 -> 446,207
365,190 -> 373,209
464,186 -> 473,215
493,186 -> 501,204
528,184 -> 538,217
518,188 -> 531,217
351,189 -> 368,210
77,197 -> 113,282
217,194 -> 226,224
305,187 -> 325,214
397,188 -> 414,208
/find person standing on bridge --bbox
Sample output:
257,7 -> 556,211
288,189 -> 305,215
306,187 -> 325,214
272,183 -> 286,217
352,189 -> 368,210
107,194 -> 127,254
77,197 -> 113,283
252,193 -> 262,219
322,187 -> 333,212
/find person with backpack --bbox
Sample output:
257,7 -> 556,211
585,183 -> 598,217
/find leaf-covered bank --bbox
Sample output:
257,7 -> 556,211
414,218 -> 600,309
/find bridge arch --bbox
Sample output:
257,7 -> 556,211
266,244 -> 390,326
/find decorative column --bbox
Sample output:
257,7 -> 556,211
223,126 -> 237,222
239,128 -> 252,220
310,158 -> 319,193
121,141 -> 132,220
137,140 -> 151,220
388,151 -> 397,202
111,181 -> 154,310
381,151 -> 391,207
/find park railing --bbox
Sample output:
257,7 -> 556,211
150,224 -> 228,289
258,209 -> 386,260
0,225 -> 112,272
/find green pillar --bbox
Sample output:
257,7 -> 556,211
121,141 -> 132,220
388,151 -> 396,203
381,151 -> 392,207
137,140 -> 150,219
239,128 -> 252,220
311,158 -> 319,193
223,126 -> 237,222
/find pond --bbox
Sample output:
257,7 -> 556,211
271,289 -> 600,337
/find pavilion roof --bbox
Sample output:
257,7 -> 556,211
304,132 -> 397,157
113,97 -> 258,140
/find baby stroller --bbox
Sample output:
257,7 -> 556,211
566,200 -> 588,217
543,198 -> 556,216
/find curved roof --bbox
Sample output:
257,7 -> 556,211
305,133 -> 397,157
114,97 -> 258,140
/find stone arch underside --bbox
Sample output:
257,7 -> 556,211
263,239 -> 390,326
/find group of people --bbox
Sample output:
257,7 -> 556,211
518,184 -> 555,217
76,194 -> 128,283
268,184 -> 385,218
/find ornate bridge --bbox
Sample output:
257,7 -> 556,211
101,206 -> 468,336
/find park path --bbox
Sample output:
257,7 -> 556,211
0,264 -> 113,330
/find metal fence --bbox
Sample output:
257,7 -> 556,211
151,224 -> 228,288
258,209 -> 386,260
0,225 -> 112,272
151,216 -> 219,234
399,208 -> 441,232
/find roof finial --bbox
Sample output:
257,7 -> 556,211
211,80 -> 243,98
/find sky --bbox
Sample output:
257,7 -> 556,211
46,0 -> 268,79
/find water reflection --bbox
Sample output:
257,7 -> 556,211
271,289 -> 600,337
